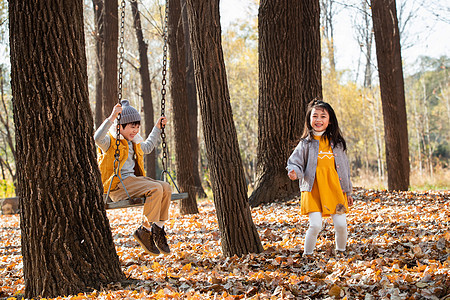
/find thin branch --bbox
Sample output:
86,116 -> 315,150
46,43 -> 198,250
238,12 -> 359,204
135,0 -> 165,37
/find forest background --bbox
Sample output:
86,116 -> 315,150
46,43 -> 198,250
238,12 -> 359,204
0,0 -> 449,198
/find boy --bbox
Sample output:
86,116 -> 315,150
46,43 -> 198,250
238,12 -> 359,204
94,100 -> 172,256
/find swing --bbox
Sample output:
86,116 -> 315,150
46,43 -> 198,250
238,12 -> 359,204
104,0 -> 188,209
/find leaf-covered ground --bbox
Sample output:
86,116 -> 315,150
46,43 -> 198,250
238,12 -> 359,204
1,188 -> 449,299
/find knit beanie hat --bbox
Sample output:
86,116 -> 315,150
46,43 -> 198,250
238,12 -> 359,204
119,100 -> 141,124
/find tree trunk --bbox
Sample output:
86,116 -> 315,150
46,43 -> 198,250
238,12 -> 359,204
102,0 -> 119,119
144,84 -> 157,177
412,93 -> 423,174
320,0 -> 336,75
92,0 -> 104,128
421,79 -> 433,178
181,0 -> 206,199
131,0 -> 156,178
363,32 -> 374,88
185,0 -> 263,256
168,0 -> 198,214
362,1 -> 374,88
249,0 -> 322,207
9,1 -> 124,298
371,0 -> 410,190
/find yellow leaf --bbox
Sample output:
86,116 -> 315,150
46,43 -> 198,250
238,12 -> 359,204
182,263 -> 192,272
444,231 -> 450,241
152,261 -> 161,271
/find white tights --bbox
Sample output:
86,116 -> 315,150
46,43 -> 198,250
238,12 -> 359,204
304,212 -> 347,255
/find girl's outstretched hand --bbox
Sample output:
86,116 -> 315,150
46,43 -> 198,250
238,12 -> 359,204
288,170 -> 298,180
347,194 -> 354,207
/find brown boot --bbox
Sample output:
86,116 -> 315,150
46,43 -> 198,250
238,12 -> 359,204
133,226 -> 160,256
151,223 -> 171,255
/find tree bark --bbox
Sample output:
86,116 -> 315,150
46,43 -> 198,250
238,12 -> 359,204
371,0 -> 410,190
168,0 -> 199,214
249,0 -> 322,207
92,0 -> 104,128
320,0 -> 336,75
185,0 -> 263,256
361,1 -> 374,88
102,0 -> 119,119
181,0 -> 206,199
9,1 -> 124,298
131,0 -> 156,178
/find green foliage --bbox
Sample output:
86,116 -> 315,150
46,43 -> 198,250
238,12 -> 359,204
0,179 -> 14,198
405,55 -> 449,173
434,142 -> 449,163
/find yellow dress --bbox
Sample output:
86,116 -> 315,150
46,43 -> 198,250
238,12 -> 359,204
301,136 -> 348,216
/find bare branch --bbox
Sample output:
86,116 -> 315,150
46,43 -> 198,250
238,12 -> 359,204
134,0 -> 165,37
423,0 -> 450,23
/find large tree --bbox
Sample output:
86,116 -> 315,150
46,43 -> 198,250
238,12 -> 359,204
102,0 -> 119,120
9,1 -> 124,298
185,0 -> 263,256
371,0 -> 410,190
168,0 -> 198,214
249,0 -> 322,206
181,0 -> 207,199
92,0 -> 104,128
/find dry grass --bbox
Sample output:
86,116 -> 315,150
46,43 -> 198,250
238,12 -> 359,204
353,167 -> 449,191
410,166 -> 450,190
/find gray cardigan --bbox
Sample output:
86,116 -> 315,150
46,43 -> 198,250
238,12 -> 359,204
286,137 -> 353,194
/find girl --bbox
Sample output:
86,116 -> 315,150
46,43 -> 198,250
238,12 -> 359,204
286,99 -> 353,257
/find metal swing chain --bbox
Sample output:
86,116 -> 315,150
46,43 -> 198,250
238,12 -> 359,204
158,0 -> 181,194
160,0 -> 169,176
118,0 -> 126,105
106,0 -> 129,201
113,0 -> 127,174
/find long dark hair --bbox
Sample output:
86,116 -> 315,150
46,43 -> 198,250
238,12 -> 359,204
301,98 -> 347,151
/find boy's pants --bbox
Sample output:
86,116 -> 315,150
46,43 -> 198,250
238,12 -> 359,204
110,176 -> 172,228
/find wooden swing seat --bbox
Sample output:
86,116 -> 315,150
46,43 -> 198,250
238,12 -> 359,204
0,193 -> 189,214
103,193 -> 188,209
